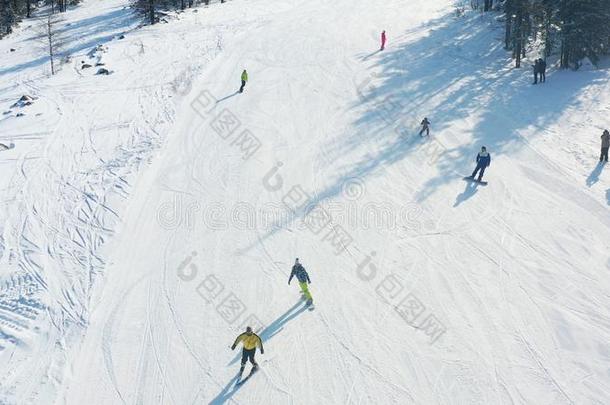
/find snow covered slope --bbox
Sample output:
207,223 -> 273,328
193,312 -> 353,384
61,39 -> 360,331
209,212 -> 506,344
2,0 -> 610,403
0,0 -> 277,402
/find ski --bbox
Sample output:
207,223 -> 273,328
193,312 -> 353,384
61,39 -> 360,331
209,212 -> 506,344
236,366 -> 258,385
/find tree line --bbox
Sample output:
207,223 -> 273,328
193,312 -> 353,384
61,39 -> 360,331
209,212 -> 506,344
132,0 -> 230,25
4,0 -> 609,70
476,0 -> 610,68
1,0 -> 79,36
0,0 -> 229,37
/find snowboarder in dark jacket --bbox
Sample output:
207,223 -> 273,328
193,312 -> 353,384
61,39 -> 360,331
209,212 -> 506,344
231,326 -> 264,375
288,258 -> 313,305
601,129 -> 610,162
469,146 -> 491,182
532,60 -> 541,84
539,59 -> 546,83
419,117 -> 431,136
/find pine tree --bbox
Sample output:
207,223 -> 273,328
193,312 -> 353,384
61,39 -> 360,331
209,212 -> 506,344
559,0 -> 610,68
132,0 -> 157,25
0,0 -> 17,35
502,0 -> 610,69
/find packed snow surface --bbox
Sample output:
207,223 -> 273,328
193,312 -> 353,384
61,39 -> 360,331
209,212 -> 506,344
1,0 -> 610,404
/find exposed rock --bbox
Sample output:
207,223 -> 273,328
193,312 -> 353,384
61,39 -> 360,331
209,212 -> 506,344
88,44 -> 108,59
11,95 -> 36,108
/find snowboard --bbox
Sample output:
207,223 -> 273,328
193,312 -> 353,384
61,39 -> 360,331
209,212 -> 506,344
463,176 -> 488,186
300,292 -> 314,310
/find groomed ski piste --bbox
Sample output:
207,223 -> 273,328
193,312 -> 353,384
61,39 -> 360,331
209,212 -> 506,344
1,0 -> 610,403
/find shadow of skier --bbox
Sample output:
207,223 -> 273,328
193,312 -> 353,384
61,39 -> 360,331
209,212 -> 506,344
453,179 -> 479,207
361,49 -> 382,61
208,374 -> 242,405
586,161 -> 605,187
216,91 -> 240,103
227,300 -> 308,366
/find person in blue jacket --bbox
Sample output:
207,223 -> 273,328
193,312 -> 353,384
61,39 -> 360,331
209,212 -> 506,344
469,146 -> 491,182
288,258 -> 313,305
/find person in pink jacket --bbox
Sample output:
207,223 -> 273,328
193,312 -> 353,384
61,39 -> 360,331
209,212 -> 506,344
381,30 -> 387,50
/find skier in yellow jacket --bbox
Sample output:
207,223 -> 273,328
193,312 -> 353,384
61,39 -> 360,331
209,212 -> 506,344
231,326 -> 264,375
239,69 -> 248,93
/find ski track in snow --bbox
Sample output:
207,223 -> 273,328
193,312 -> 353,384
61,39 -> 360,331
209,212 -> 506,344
1,0 -> 610,403
0,0 -> 253,402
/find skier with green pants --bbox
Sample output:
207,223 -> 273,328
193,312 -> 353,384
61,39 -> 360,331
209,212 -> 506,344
239,69 -> 248,93
288,258 -> 313,305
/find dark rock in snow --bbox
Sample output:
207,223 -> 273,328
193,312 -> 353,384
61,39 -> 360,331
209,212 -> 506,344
11,95 -> 36,108
88,44 -> 108,59
82,63 -> 93,69
16,113 -> 25,117
95,62 -> 105,66
118,34 -> 125,40
96,68 -> 110,75
10,48 -> 15,52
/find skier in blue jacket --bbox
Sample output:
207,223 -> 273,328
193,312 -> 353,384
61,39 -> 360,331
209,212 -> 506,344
469,146 -> 491,182
288,258 -> 313,305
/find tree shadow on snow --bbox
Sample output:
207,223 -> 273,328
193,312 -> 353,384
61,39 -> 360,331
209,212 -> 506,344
242,9 -> 609,251
341,11 -> 609,204
0,7 -> 137,76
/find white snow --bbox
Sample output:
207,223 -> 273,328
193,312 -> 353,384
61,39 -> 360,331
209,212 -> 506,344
1,0 -> 610,403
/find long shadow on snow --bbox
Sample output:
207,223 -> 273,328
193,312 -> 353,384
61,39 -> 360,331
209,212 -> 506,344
0,7 -> 136,76
227,300 -> 308,366
208,374 -> 242,405
209,301 -> 308,404
454,179 -> 481,207
241,10 -> 609,252
216,91 -> 240,103
586,161 -> 606,187
343,11 -> 609,204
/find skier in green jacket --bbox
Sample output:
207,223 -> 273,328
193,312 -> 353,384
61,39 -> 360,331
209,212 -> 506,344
240,69 -> 248,93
